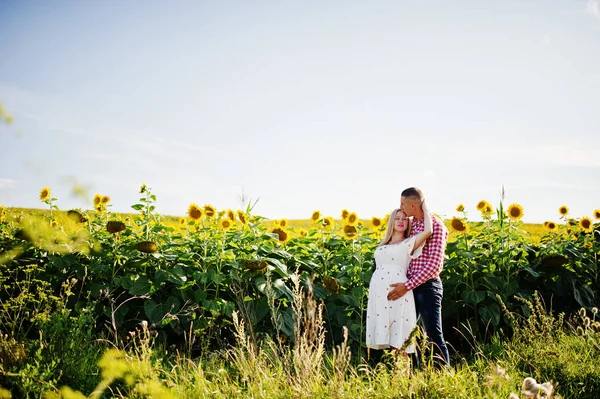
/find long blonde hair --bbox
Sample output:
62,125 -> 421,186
378,208 -> 411,247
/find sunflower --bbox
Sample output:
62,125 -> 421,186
94,194 -> 102,206
101,195 -> 111,204
227,209 -> 236,221
135,241 -> 158,253
106,221 -> 126,234
220,219 -> 232,230
371,217 -> 382,228
456,204 -> 465,212
204,204 -> 216,218
311,211 -> 321,222
507,203 -> 524,221
242,260 -> 268,273
341,209 -> 349,220
179,217 -> 186,226
271,227 -> 289,243
594,210 -> 600,220
273,220 -> 280,228
67,210 -> 85,223
51,221 -> 58,228
450,217 -> 468,233
139,183 -> 147,194
559,206 -> 569,216
323,276 -> 340,295
579,217 -> 593,233
342,224 -> 358,239
476,200 -> 488,211
323,216 -> 333,228
347,212 -> 358,226
237,210 -> 247,224
187,203 -> 203,220
545,221 -> 557,231
482,204 -> 494,217
279,219 -> 288,228
95,205 -> 104,214
39,187 -> 51,202
299,229 -> 307,237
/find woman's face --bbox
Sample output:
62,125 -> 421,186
393,210 -> 408,233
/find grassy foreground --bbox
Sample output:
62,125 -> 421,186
2,288 -> 599,399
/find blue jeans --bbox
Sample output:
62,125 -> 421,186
412,278 -> 450,367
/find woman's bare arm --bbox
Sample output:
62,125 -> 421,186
410,201 -> 433,255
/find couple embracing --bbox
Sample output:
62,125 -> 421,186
366,187 -> 450,367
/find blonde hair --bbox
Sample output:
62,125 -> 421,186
379,209 -> 411,247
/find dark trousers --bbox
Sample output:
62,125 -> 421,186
412,278 -> 450,368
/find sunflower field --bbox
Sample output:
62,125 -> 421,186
1,186 -> 599,397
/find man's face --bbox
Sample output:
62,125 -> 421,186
400,196 -> 416,217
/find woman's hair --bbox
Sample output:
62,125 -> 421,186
379,208 -> 411,247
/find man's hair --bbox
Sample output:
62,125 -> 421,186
401,187 -> 424,202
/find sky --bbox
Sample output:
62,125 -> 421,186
1,0 -> 599,223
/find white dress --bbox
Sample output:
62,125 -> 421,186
366,236 -> 423,352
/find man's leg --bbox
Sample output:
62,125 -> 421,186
413,278 -> 450,367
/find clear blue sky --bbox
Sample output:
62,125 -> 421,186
1,0 -> 599,222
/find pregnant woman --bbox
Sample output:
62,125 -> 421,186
366,202 -> 433,356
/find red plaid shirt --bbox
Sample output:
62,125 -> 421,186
405,215 -> 448,291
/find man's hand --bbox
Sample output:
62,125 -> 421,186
387,282 -> 408,301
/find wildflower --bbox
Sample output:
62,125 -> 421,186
559,205 -> 569,216
347,212 -> 358,225
220,219 -> 232,230
371,217 -> 382,228
94,194 -> 102,206
311,210 -> 321,222
106,221 -> 126,234
342,224 -> 358,239
341,209 -> 349,220
521,377 -> 553,398
579,217 -> 593,233
227,209 -> 236,221
204,204 -> 216,217
456,204 -> 465,212
323,216 -> 333,228
579,308 -> 586,318
139,183 -> 147,194
135,241 -> 158,253
271,227 -> 288,244
187,203 -> 203,220
507,203 -> 524,221
592,307 -> 598,315
237,210 -> 247,224
450,217 -> 468,233
39,187 -> 51,202
594,209 -> 600,220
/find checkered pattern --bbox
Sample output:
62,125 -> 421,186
404,215 -> 448,291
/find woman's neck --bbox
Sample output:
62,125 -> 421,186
389,232 -> 405,243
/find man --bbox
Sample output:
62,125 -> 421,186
387,187 -> 450,366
